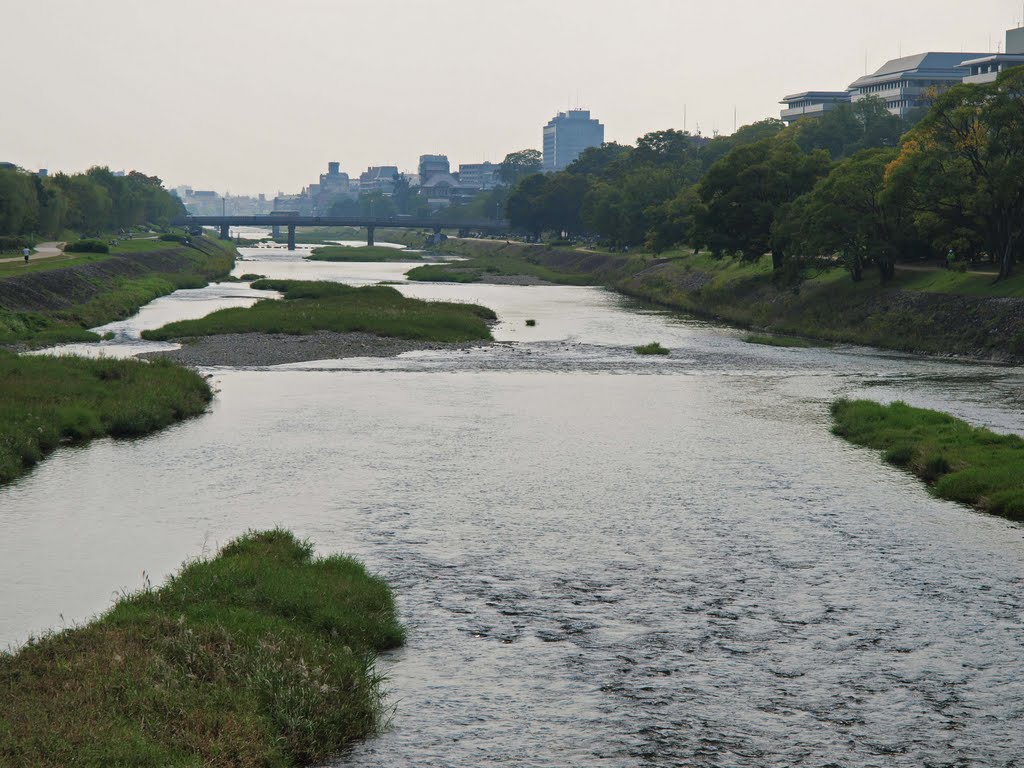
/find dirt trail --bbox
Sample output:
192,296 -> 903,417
0,242 -> 65,264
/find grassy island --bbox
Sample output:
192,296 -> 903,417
141,280 -> 496,343
831,399 -> 1024,520
0,529 -> 405,767
307,245 -> 423,262
0,352 -> 212,486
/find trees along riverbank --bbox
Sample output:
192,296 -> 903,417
0,529 -> 405,767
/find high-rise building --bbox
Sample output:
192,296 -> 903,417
418,155 -> 450,182
542,109 -> 604,172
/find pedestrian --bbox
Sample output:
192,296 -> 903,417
22,247 -> 29,263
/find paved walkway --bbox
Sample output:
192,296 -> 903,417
0,242 -> 65,265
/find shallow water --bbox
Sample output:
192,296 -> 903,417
5,247 -> 1024,766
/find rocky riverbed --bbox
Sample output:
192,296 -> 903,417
140,331 -> 490,366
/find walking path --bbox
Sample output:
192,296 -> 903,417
0,242 -> 65,265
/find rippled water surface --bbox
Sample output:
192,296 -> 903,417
4,247 -> 1024,766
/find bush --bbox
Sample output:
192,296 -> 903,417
0,235 -> 30,251
635,342 -> 670,355
158,233 -> 188,243
65,238 -> 110,254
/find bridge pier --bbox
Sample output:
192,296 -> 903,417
271,224 -> 281,239
287,224 -> 296,252
367,226 -> 375,247
220,223 -> 230,240
432,226 -> 443,245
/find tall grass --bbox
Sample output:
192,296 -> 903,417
0,529 -> 405,767
141,280 -> 496,343
831,399 -> 1024,520
0,351 -> 212,485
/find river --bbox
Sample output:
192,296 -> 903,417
4,244 -> 1024,766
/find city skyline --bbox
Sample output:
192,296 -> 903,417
3,0 -> 1023,195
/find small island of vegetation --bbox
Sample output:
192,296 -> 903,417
831,399 -> 1024,520
0,529 -> 405,767
142,280 -> 495,343
307,245 -> 423,262
0,352 -> 212,486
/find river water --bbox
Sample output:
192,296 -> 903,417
4,245 -> 1024,766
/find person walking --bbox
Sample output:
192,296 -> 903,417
22,247 -> 29,263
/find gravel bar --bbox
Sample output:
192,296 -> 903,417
139,331 -> 489,367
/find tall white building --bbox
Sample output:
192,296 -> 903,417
543,109 -> 604,172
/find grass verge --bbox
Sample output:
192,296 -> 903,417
141,280 -> 495,343
0,351 -> 212,486
0,529 -> 405,767
831,399 -> 1024,520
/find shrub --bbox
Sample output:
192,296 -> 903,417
635,342 -> 670,355
65,238 -> 110,254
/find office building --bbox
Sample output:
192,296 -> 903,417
961,27 -> 1024,84
848,52 -> 990,119
779,91 -> 852,124
543,109 -> 604,172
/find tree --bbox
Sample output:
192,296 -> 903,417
499,149 -> 542,185
506,173 -> 549,238
790,97 -> 905,160
696,137 -> 831,270
885,67 -> 1024,279
0,168 -> 40,236
776,148 -> 919,282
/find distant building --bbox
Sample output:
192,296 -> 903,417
458,162 -> 501,190
359,166 -> 400,194
543,109 -> 604,172
418,155 -> 450,182
420,172 -> 473,208
961,27 -> 1024,84
848,52 -> 990,118
779,91 -> 851,124
319,161 -> 351,196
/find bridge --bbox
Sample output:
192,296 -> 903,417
173,214 -> 512,250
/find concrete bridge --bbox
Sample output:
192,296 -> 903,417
173,214 -> 511,250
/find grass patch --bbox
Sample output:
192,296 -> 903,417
831,399 -> 1024,520
307,245 -> 421,262
404,265 -> 483,283
0,529 -> 405,767
141,280 -> 495,343
0,351 -> 212,486
525,319 -> 537,327
635,342 -> 670,355
744,333 -> 822,348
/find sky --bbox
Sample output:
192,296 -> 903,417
3,0 -> 1023,195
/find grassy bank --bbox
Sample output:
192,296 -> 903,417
744,333 -> 823,348
0,235 -> 237,348
0,351 -> 212,485
307,245 -> 423,262
0,529 -> 405,767
831,399 -> 1024,520
430,239 -> 1024,361
141,279 -> 495,343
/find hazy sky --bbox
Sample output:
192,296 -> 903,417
3,0 -> 1022,195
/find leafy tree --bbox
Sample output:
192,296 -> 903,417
0,168 -> 40,236
565,142 -> 632,179
499,149 -> 542,185
776,148 -> 918,282
885,67 -> 1024,278
506,173 -> 550,238
696,137 -> 831,270
645,185 -> 701,253
790,97 -> 905,160
699,118 -> 786,169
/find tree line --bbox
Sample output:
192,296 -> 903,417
505,67 -> 1024,281
0,165 -> 184,243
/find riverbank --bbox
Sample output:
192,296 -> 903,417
0,235 -> 237,348
831,399 -> 1024,520
140,280 -> 496,350
421,239 -> 1024,362
0,529 -> 405,767
0,351 -> 212,486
